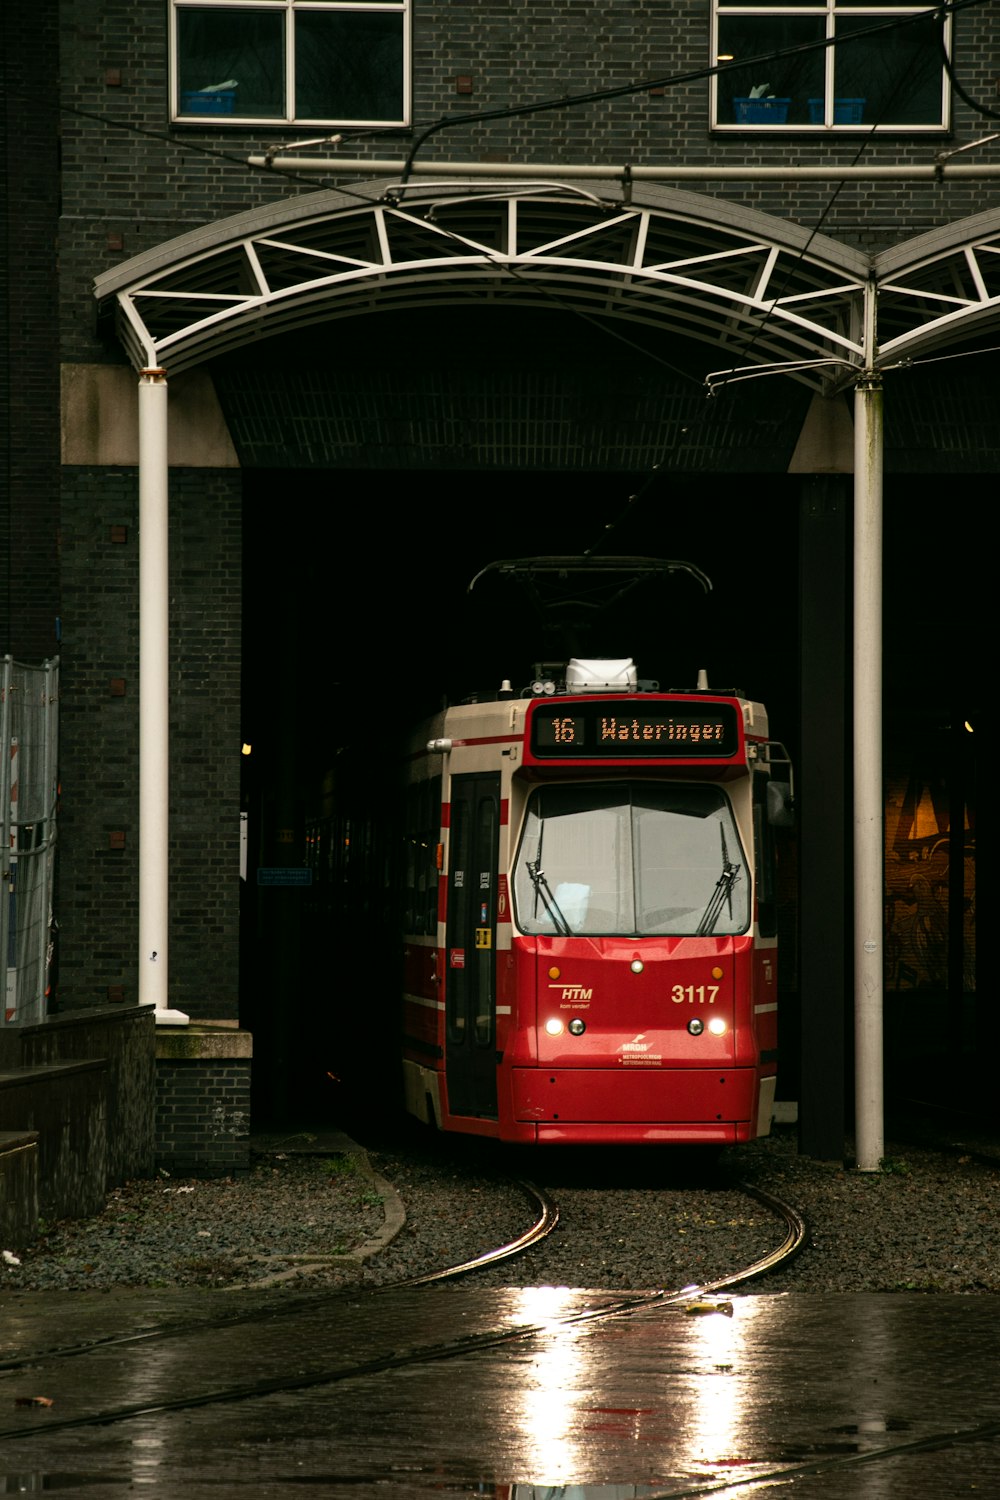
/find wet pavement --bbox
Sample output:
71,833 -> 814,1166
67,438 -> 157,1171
0,1283 -> 997,1496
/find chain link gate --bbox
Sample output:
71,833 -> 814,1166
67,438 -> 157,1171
1,656 -> 59,1027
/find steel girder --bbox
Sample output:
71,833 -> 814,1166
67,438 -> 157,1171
92,181 -> 1000,387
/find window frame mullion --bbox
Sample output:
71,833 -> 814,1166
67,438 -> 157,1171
286,4 -> 295,123
711,0 -> 952,133
170,0 -> 411,129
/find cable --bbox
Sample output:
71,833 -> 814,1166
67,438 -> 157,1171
939,30 -> 1000,118
48,1 -> 997,561
41,0 -> 991,199
399,0 -> 992,181
705,6 -> 940,394
53,100 -> 392,211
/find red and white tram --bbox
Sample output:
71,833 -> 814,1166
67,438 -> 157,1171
401,657 -> 792,1146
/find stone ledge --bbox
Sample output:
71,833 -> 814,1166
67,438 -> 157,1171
156,1026 -> 253,1061
0,1129 -> 39,1152
0,1133 -> 39,1248
0,1059 -> 106,1085
16,1004 -> 156,1032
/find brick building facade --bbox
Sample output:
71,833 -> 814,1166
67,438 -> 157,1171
1,0 -> 985,1159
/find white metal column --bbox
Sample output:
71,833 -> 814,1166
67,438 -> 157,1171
853,282 -> 884,1170
138,368 -> 188,1025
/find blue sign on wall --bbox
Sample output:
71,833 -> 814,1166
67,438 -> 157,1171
256,868 -> 313,887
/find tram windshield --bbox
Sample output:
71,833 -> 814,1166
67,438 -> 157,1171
512,782 -> 749,937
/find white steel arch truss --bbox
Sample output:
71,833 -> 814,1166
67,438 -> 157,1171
95,183 -> 1000,385
875,208 -> 1000,367
96,182 -> 873,388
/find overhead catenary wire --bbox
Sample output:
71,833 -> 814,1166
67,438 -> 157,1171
241,0 -> 993,183
55,0 -> 1000,544
238,0 -> 998,543
247,159 -> 1000,180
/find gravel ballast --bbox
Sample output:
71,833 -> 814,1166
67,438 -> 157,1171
3,1120 -> 999,1296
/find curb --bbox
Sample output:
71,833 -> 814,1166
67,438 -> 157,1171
231,1137 -> 407,1290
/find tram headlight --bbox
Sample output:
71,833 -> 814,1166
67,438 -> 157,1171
545,1017 -> 564,1036
568,1018 -> 586,1036
708,1016 -> 727,1036
688,1018 -> 704,1035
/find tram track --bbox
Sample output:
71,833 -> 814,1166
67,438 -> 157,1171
0,1177 -> 558,1375
4,1128 -> 997,1492
0,1171 -> 805,1443
397,1174 -> 806,1298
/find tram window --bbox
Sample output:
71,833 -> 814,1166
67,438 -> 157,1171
403,776 -> 440,935
403,787 -> 417,932
754,778 -> 778,939
512,783 -> 749,938
171,1 -> 410,128
423,777 -> 441,934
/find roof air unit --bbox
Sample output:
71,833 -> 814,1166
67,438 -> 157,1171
565,658 -> 637,693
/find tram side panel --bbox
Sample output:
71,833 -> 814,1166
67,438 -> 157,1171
402,702 -> 520,1132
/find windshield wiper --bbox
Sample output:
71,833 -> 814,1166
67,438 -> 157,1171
527,858 -> 572,937
696,824 -> 741,936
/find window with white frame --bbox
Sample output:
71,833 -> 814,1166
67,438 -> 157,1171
170,0 -> 410,127
712,1 -> 950,130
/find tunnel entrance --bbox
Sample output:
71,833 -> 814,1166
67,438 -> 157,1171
89,183 -> 989,1141
238,461 -> 805,1126
237,450 -> 979,1131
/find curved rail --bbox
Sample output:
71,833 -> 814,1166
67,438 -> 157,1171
0,1176 -> 807,1444
392,1179 -> 559,1287
0,1175 -> 560,1375
689,1180 -> 809,1296
390,1174 -> 806,1303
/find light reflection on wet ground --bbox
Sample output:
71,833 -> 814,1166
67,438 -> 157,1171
0,1288 -> 998,1497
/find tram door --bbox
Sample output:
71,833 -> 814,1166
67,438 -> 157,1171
444,773 -> 500,1118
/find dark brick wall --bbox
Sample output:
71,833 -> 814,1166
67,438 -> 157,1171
4,0 -> 985,1081
0,1134 -> 39,1248
155,1059 -> 252,1177
55,0 -> 1000,368
12,1006 -> 156,1186
0,1061 -> 108,1225
56,468 -> 242,1020
0,5 -> 61,660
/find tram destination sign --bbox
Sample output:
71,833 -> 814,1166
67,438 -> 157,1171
529,700 -> 740,758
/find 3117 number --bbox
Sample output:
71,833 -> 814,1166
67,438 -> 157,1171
671,985 -> 720,1004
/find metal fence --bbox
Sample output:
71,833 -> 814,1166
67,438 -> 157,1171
1,656 -> 59,1027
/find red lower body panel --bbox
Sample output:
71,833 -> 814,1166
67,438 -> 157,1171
528,1122 -> 743,1143
512,1066 -> 755,1133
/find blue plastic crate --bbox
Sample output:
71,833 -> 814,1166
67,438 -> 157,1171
733,97 -> 790,124
808,98 -> 865,124
182,89 -> 236,116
